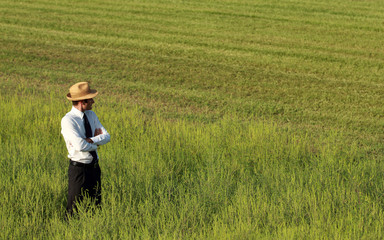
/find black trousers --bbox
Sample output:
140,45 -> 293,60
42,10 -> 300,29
67,163 -> 101,215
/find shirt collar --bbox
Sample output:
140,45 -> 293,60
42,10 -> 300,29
71,106 -> 85,119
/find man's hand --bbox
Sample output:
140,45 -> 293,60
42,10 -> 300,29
85,138 -> 94,143
94,128 -> 102,136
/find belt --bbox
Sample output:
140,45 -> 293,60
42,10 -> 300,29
69,160 -> 99,168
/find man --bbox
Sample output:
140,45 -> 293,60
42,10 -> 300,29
61,82 -> 110,216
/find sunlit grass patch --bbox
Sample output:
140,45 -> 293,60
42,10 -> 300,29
1,92 -> 383,238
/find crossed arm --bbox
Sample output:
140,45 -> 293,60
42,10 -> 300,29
85,115 -> 110,146
85,128 -> 103,144
61,115 -> 110,152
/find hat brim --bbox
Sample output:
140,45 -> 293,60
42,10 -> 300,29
66,90 -> 98,101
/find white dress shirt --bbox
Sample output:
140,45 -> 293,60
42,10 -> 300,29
61,107 -> 110,164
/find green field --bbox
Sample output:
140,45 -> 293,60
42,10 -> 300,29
1,0 -> 384,239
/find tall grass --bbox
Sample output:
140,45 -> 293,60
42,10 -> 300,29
1,91 -> 383,239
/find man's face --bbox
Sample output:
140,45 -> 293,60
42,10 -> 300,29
82,98 -> 94,111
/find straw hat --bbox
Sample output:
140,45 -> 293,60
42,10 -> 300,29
66,82 -> 98,101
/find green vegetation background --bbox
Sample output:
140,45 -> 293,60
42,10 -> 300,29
1,0 -> 384,239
